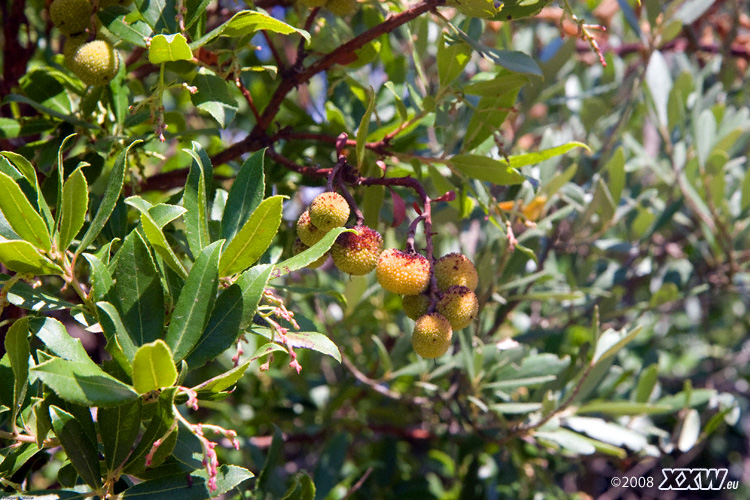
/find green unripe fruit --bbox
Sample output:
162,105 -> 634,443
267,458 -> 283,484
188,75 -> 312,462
376,249 -> 431,296
309,191 -> 350,231
296,210 -> 326,247
331,225 -> 383,275
299,0 -> 327,7
292,238 -> 328,269
326,0 -> 356,16
50,0 -> 92,36
411,313 -> 453,359
66,40 -> 120,86
402,294 -> 430,321
435,285 -> 478,330
434,253 -> 479,292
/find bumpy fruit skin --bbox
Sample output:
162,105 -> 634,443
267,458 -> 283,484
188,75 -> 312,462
411,313 -> 453,359
434,253 -> 479,292
50,0 -> 92,36
292,238 -> 328,269
376,249 -> 431,295
326,0 -> 356,16
435,285 -> 478,330
296,210 -> 326,247
66,40 -> 120,86
309,192 -> 350,231
402,294 -> 430,321
331,226 -> 383,275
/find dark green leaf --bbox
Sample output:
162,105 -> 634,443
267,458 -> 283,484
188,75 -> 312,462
182,142 -> 213,257
98,399 -> 143,472
191,72 -> 238,128
77,140 -> 141,256
113,230 -> 165,347
5,278 -> 74,311
123,388 -> 176,474
98,6 -> 152,48
96,301 -> 138,368
192,465 -> 254,498
5,317 -> 30,431
122,473 -> 209,499
82,253 -> 114,302
49,405 -> 102,489
32,357 -> 139,407
135,0 -> 178,33
165,240 -> 223,362
255,426 -> 284,495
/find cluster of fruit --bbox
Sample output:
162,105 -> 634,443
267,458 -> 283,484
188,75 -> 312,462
299,0 -> 357,16
294,192 -> 479,360
49,0 -> 124,86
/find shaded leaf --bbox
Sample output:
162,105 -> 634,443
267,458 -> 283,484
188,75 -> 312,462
98,399 -> 143,472
49,406 -> 102,489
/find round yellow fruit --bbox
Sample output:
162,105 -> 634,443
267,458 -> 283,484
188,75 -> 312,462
296,209 -> 327,247
434,253 -> 478,292
376,249 -> 431,296
309,191 -> 350,231
435,285 -> 478,330
411,313 -> 453,359
331,225 -> 383,275
65,39 -> 120,86
50,0 -> 92,36
402,293 -> 430,321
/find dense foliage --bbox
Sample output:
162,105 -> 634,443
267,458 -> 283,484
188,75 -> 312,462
0,0 -> 748,498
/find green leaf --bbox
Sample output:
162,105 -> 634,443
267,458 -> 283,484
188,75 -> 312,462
181,142 -> 212,257
57,166 -> 88,253
113,230 -> 165,347
272,227 -> 353,278
165,240 -> 223,362
149,33 -> 193,64
447,0 -> 500,17
219,195 -> 284,276
281,471 -> 316,500
252,328 -> 341,363
192,465 -> 254,498
0,237 -> 63,275
0,171 -> 51,251
462,81 -> 525,151
193,361 -> 250,393
135,0 -> 178,33
576,400 -> 673,416
634,364 -> 659,403
132,340 -> 178,393
4,278 -> 74,311
508,142 -> 590,168
490,402 -> 543,414
191,10 -> 310,48
123,388 -> 176,474
95,302 -> 136,376
450,154 -> 525,185
492,0 -> 553,20
81,253 -> 114,302
0,151 -> 54,232
98,399 -> 143,472
0,442 -> 40,478
191,71 -> 239,128
49,406 -> 103,489
356,87 -> 376,169
592,326 -> 643,365
98,6 -> 152,48
255,426 -> 284,495
122,473 -> 209,499
221,149 -> 265,243
32,357 -> 139,407
125,197 -> 188,279
5,318 -> 30,431
462,74 -> 529,97
645,50 -> 672,129
30,317 -> 90,363
77,140 -> 141,256
438,34 -> 472,87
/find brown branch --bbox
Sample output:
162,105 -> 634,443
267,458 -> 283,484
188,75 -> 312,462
235,77 -> 262,123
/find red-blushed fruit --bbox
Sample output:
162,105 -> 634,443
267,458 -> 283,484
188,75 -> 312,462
411,313 -> 453,358
296,209 -> 326,247
402,293 -> 430,320
50,0 -> 92,36
309,191 -> 350,231
435,285 -> 478,330
331,225 -> 383,275
292,238 -> 328,269
376,249 -> 431,295
434,253 -> 478,292
65,39 -> 120,86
